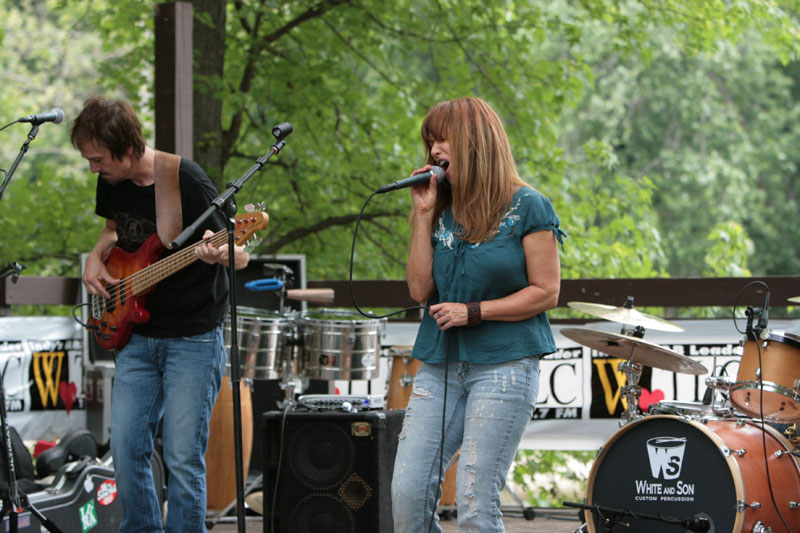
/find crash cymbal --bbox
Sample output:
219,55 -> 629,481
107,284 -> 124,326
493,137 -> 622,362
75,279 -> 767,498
789,296 -> 800,304
560,327 -> 707,375
567,301 -> 685,332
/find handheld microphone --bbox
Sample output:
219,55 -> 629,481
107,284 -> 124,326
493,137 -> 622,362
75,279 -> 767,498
18,108 -> 65,125
376,166 -> 445,194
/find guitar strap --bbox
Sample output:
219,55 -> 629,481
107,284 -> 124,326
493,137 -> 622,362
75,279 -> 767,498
153,150 -> 183,246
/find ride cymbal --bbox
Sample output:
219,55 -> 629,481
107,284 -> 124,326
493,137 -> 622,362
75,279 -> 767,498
567,301 -> 685,332
560,327 -> 707,375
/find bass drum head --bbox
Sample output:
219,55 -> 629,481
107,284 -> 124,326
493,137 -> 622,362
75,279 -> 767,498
587,415 -> 800,532
587,415 -> 739,532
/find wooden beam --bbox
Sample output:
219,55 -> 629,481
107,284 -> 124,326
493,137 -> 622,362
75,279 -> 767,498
154,2 -> 193,158
2,277 -> 81,307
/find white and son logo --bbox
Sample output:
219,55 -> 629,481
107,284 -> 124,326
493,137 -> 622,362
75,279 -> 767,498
646,436 -> 686,479
634,435 -> 695,502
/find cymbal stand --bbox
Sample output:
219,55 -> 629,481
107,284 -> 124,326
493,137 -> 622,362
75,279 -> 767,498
618,322 -> 645,426
618,359 -> 643,426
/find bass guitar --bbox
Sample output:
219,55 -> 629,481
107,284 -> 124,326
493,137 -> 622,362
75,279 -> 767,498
88,211 -> 269,350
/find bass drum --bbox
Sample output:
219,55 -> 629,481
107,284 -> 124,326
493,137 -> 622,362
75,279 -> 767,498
586,415 -> 800,532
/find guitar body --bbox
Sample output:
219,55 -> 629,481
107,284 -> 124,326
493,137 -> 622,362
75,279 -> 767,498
85,211 -> 268,351
89,233 -> 164,351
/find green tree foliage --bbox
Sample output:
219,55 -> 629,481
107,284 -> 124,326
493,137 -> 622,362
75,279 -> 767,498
5,0 -> 798,285
558,3 -> 800,277
1,0 -> 798,284
0,0 -> 112,279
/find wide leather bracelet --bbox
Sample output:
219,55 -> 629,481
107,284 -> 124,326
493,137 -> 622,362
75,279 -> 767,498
466,301 -> 481,327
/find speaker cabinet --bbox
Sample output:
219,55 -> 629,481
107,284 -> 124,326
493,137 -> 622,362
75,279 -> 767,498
262,409 -> 404,533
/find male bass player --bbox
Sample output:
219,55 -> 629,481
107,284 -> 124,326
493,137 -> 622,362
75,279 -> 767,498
72,96 -> 249,532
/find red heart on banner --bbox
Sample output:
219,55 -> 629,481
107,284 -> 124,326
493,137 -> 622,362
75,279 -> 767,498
59,381 -> 77,415
638,388 -> 665,412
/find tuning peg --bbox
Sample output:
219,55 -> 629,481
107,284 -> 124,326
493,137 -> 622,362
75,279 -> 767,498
244,237 -> 262,254
244,201 -> 267,214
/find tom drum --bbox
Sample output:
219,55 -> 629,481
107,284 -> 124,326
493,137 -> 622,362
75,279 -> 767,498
224,307 -> 294,380
298,309 -> 385,380
730,331 -> 800,422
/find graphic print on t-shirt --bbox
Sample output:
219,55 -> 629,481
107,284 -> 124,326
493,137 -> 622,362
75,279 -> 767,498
114,212 -> 157,252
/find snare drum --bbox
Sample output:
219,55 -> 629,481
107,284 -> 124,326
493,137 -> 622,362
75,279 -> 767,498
649,401 -> 715,418
298,309 -> 385,380
586,415 -> 800,532
649,400 -> 742,420
730,331 -> 800,422
224,307 -> 294,380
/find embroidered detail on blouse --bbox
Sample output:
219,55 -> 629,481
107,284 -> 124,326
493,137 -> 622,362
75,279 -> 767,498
434,216 -> 456,249
478,196 -> 523,245
435,195 -> 526,249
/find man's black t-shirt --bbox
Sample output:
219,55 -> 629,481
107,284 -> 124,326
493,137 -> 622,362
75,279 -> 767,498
95,158 -> 229,338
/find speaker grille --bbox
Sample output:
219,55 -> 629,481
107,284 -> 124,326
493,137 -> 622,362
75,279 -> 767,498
338,472 -> 372,510
288,422 -> 354,489
288,493 -> 355,533
263,410 -> 404,533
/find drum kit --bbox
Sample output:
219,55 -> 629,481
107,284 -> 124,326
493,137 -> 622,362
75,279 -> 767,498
563,297 -> 800,533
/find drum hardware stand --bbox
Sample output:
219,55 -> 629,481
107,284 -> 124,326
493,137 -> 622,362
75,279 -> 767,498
618,360 -> 643,426
703,354 -> 736,418
500,486 -> 536,521
169,122 -> 292,533
617,321 -> 646,426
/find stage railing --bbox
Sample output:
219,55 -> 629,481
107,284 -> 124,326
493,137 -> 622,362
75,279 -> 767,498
2,275 -> 798,319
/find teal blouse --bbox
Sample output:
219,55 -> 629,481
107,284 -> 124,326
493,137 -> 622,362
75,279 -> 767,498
411,187 -> 566,364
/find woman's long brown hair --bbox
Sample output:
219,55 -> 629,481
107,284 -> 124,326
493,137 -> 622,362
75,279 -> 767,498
419,97 -> 530,243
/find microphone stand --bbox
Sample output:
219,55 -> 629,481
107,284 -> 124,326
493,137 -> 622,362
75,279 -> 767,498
168,123 -> 291,533
563,501 -> 710,532
0,122 -> 62,532
0,124 -> 39,203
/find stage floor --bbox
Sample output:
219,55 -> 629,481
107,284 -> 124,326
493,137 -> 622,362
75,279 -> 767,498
209,508 -> 585,532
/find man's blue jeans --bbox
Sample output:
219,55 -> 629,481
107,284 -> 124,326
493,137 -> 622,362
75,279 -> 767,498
111,327 -> 225,532
392,357 -> 540,532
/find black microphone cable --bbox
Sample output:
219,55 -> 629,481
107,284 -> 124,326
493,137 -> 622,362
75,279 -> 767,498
732,281 -> 791,532
348,190 -> 428,321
